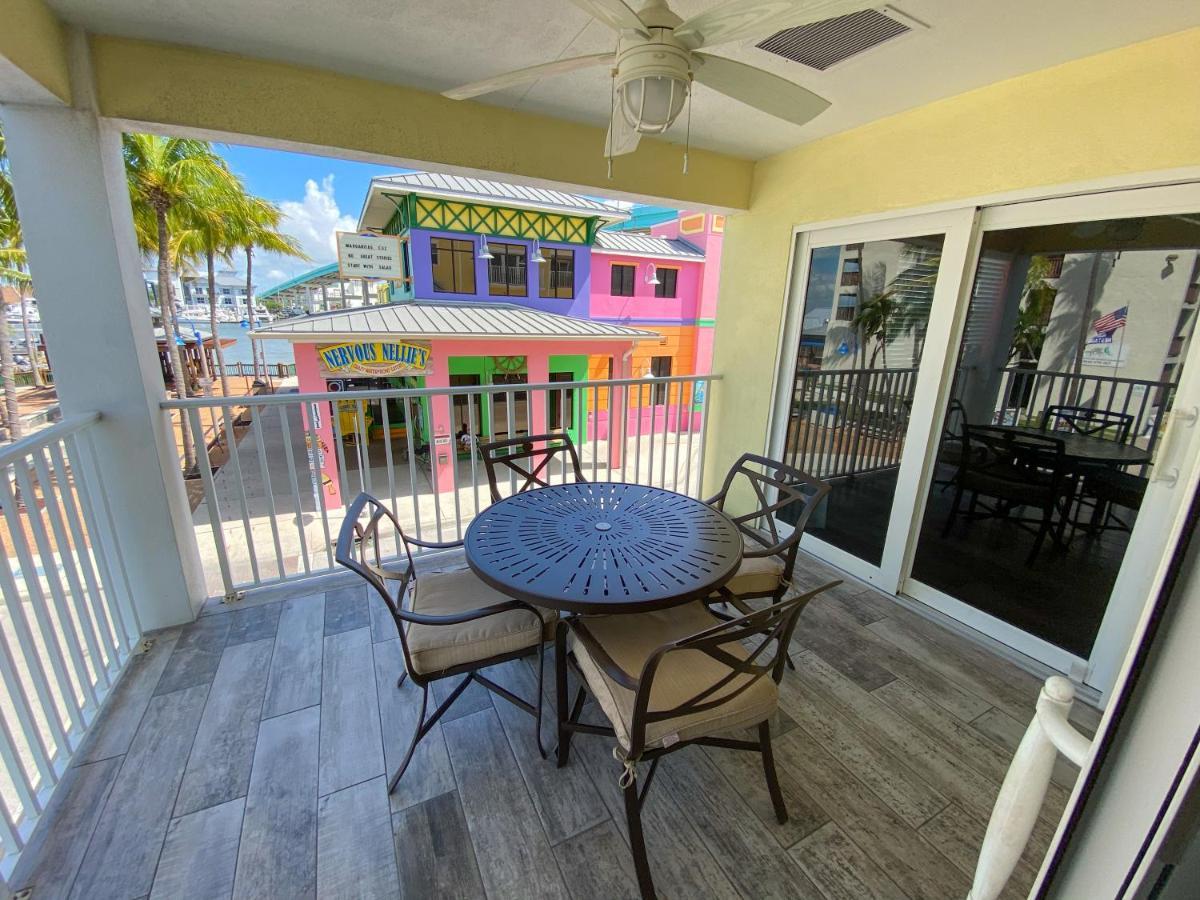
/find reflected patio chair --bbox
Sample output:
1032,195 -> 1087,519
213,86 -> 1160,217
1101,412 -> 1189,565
932,399 -> 971,492
554,582 -> 840,900
335,492 -> 555,792
704,452 -> 831,614
1081,467 -> 1148,534
1040,404 -> 1133,443
480,432 -> 586,503
1041,404 -> 1140,533
942,425 -> 1072,564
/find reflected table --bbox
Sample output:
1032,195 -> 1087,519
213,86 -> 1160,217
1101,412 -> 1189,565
464,482 -> 743,615
993,426 -> 1152,467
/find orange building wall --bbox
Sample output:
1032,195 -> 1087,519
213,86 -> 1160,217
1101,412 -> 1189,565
589,325 -> 697,407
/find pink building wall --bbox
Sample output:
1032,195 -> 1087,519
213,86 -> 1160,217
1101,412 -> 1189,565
588,212 -> 724,437
293,338 -> 635,498
294,344 -> 342,509
589,255 -> 703,323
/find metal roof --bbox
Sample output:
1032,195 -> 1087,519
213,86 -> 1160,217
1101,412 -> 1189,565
258,263 -> 383,305
251,300 -> 658,343
601,206 -> 681,233
362,172 -> 630,227
593,231 -> 705,260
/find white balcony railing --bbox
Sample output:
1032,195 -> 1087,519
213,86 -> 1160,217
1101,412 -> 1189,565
161,375 -> 718,600
0,414 -> 140,873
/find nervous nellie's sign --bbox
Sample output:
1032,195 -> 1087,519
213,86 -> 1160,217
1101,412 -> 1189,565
317,341 -> 432,377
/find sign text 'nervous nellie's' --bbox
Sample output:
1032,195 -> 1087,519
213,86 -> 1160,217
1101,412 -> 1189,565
317,341 -> 432,376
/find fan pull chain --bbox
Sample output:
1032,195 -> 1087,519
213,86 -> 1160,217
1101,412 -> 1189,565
682,76 -> 694,175
607,69 -> 617,180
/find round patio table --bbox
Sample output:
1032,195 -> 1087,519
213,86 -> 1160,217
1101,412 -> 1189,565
995,425 -> 1152,466
465,482 -> 744,614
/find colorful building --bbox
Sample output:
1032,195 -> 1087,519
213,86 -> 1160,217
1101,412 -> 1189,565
253,173 -> 723,499
356,172 -> 724,434
253,302 -> 654,502
588,212 -> 724,434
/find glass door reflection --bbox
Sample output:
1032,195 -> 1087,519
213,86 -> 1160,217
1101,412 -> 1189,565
779,233 -> 944,566
911,212 -> 1200,659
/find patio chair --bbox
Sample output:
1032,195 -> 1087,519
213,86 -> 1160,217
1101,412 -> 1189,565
942,425 -> 1072,564
1040,404 -> 1133,442
480,432 -> 586,503
335,492 -> 555,792
554,582 -> 840,900
932,399 -> 971,492
703,453 -> 831,616
1081,467 -> 1147,534
1040,405 -> 1136,531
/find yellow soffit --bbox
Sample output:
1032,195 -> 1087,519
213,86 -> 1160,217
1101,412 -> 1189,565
88,36 -> 754,213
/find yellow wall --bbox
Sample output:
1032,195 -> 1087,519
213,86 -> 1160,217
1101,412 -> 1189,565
1,0 -> 70,103
707,27 -> 1200,492
87,37 -> 753,212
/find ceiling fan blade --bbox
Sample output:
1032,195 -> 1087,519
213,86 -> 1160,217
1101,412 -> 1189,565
693,53 -> 830,126
568,0 -> 651,36
443,53 -> 615,100
605,114 -> 642,158
675,0 -> 873,50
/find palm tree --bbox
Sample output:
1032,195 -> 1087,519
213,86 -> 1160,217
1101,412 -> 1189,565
1009,256 -> 1057,364
850,288 -> 900,368
123,134 -> 237,470
173,182 -> 245,397
0,127 -> 27,440
229,195 -> 307,381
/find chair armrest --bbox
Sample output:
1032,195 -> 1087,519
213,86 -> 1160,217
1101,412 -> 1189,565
742,534 -> 798,559
405,535 -> 465,551
402,597 -> 536,628
569,618 -> 640,691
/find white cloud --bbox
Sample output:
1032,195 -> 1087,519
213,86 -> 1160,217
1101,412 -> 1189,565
252,175 -> 355,289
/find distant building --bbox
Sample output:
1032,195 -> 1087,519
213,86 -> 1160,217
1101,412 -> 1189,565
180,270 -> 256,313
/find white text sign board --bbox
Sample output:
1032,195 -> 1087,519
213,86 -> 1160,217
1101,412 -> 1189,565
336,232 -> 403,279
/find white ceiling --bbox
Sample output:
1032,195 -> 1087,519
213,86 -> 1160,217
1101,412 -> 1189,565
48,0 -> 1200,159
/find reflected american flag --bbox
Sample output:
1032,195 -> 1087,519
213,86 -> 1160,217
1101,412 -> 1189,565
1092,306 -> 1128,335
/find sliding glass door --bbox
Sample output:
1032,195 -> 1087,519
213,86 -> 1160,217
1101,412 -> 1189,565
770,210 -> 976,587
773,184 -> 1200,696
902,185 -> 1200,692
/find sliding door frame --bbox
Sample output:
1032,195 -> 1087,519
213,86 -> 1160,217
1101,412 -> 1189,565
769,174 -> 1200,692
767,207 -> 977,589
900,182 -> 1200,693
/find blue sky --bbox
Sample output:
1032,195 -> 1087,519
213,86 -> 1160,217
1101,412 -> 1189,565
212,142 -> 644,290
801,246 -> 840,334
214,143 -> 400,286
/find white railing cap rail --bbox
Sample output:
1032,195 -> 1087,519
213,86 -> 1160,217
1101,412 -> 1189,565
0,412 -> 101,467
160,374 -> 721,410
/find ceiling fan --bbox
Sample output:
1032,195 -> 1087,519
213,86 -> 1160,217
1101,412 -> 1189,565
443,0 -> 872,163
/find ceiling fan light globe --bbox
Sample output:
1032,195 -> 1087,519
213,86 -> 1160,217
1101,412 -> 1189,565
618,74 -> 688,133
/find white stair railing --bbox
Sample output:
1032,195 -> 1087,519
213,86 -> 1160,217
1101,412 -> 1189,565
969,675 -> 1094,900
0,413 -> 141,875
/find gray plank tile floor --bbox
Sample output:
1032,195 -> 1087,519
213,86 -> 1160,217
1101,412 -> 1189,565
10,553 -> 1098,899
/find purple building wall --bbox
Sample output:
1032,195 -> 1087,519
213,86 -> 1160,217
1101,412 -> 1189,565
408,229 -> 591,317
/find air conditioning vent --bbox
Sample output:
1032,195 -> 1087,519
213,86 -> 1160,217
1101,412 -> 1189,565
756,8 -> 911,71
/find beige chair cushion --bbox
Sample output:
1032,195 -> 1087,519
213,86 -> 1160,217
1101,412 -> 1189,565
405,568 -> 556,675
571,602 -> 778,752
723,536 -> 786,596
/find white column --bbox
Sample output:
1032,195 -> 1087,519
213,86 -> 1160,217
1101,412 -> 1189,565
0,104 -> 206,629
